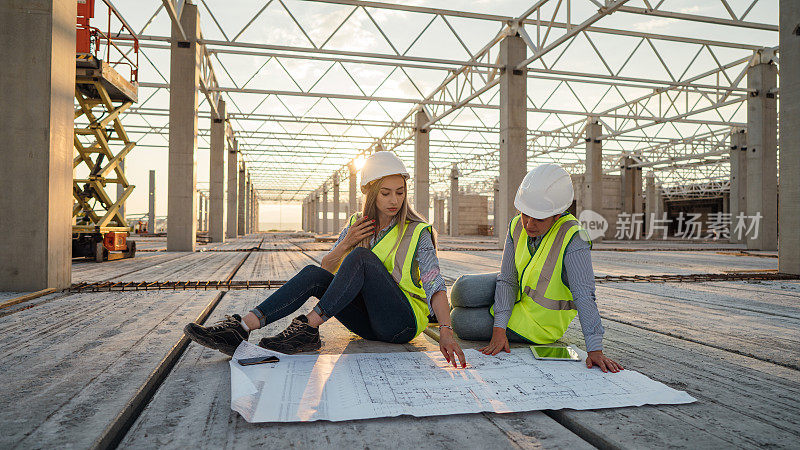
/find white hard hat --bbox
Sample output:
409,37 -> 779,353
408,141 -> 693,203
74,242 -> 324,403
514,164 -> 574,219
360,151 -> 410,191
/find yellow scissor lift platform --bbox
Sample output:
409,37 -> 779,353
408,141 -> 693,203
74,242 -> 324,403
72,55 -> 138,262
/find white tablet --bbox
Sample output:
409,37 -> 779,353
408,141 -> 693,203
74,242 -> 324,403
530,345 -> 581,361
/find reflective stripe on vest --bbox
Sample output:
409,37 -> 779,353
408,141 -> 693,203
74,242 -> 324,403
339,213 -> 430,337
493,213 -> 583,344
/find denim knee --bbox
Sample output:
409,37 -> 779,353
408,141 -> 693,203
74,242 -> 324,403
299,264 -> 328,278
341,246 -> 375,267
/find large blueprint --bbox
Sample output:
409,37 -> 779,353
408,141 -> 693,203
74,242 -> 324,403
230,341 -> 695,423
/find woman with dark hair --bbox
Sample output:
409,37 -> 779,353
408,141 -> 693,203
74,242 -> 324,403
450,164 -> 623,373
184,152 -> 467,368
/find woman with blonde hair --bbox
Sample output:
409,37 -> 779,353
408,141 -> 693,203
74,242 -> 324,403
185,152 -> 467,367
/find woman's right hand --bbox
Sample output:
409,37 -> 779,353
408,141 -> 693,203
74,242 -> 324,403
479,327 -> 511,355
341,216 -> 376,249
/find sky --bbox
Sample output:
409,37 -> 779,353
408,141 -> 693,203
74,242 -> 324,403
79,0 -> 779,230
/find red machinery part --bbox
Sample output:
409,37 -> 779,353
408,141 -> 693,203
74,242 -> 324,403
103,231 -> 128,252
76,0 -> 96,54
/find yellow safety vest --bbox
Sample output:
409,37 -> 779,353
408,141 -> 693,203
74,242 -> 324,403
491,213 -> 587,343
335,213 -> 431,337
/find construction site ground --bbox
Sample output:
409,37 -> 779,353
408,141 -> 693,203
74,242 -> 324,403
1,232 -> 798,449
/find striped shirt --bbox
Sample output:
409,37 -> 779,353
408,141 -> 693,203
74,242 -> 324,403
331,219 -> 446,307
494,216 -> 605,352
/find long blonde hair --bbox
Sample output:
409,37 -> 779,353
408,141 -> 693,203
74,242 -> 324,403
357,175 -> 437,252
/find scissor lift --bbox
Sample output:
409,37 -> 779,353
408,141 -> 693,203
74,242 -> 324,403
72,0 -> 140,262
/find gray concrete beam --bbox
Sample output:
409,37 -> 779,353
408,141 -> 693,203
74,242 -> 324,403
226,140 -> 239,238
729,128 -> 748,244
167,4 -> 200,251
449,165 -> 460,236
0,0 -> 75,290
780,0 -> 800,274
209,99 -> 226,242
746,54 -> 778,250
414,109 -> 430,219
497,34 -> 528,246
148,170 -> 156,234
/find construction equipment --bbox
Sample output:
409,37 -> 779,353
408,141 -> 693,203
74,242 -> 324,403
72,0 -> 139,262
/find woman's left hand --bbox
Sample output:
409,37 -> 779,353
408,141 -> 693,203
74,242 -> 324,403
586,350 -> 624,373
439,328 -> 467,368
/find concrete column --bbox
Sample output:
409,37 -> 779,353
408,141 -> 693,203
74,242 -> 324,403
301,199 -> 307,231
729,128 -> 748,243
315,191 -> 323,232
116,160 -> 126,221
746,52 -> 778,250
645,171 -> 655,237
493,177 -> 500,237
254,199 -> 259,232
655,184 -> 664,217
497,34 -> 528,246
209,99 -> 226,242
780,0 -> 800,274
333,174 -> 341,232
306,197 -> 313,232
250,188 -> 257,233
620,156 -> 643,215
349,163 -> 358,217
148,170 -> 156,234
197,193 -> 205,231
0,0 -> 75,290
307,197 -> 314,232
322,185 -> 329,234
245,175 -> 252,234
237,163 -> 246,236
449,165 -> 460,236
434,197 -> 445,233
414,109 -> 430,218
226,140 -> 239,238
167,4 -> 200,251
584,118 -> 603,240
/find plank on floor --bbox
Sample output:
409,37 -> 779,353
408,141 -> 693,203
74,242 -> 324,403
232,252 -> 318,281
590,250 -> 776,276
552,320 -> 800,449
0,290 -> 221,448
71,252 -> 192,283
122,291 -> 592,449
595,281 -> 800,369
111,252 -> 247,282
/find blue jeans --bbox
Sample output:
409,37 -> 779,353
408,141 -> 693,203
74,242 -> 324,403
251,247 -> 417,343
449,272 -> 532,343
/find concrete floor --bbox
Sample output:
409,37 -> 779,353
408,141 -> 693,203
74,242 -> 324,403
0,232 -> 797,449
